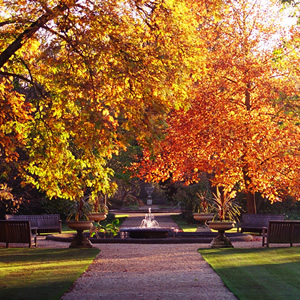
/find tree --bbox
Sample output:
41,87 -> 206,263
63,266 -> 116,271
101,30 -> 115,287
135,0 -> 300,213
0,0 -> 219,203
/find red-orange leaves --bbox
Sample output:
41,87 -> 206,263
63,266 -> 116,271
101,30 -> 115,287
135,0 -> 300,208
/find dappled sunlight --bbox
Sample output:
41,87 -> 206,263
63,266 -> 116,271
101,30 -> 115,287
0,248 -> 99,299
199,247 -> 300,299
199,247 -> 300,267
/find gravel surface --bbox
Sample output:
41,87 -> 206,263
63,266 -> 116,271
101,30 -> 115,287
61,243 -> 237,300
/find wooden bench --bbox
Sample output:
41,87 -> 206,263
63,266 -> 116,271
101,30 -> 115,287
236,214 -> 285,234
0,220 -> 37,248
262,220 -> 300,247
5,214 -> 62,235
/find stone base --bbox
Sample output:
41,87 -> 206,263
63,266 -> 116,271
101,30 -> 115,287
210,232 -> 234,248
69,231 -> 94,248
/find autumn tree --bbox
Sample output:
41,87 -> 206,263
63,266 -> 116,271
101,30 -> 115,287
0,0 -> 223,205
135,0 -> 300,214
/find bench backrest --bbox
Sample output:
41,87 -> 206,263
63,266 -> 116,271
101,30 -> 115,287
268,220 -> 300,245
240,214 -> 285,227
5,214 -> 61,228
0,221 -> 6,242
293,222 -> 300,243
0,220 -> 32,245
268,221 -> 292,244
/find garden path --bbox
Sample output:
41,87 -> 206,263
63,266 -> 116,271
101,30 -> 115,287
61,243 -> 237,300
60,211 -> 237,300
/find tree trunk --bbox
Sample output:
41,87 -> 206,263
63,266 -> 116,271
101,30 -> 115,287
246,191 -> 256,214
243,85 -> 256,213
242,165 -> 257,214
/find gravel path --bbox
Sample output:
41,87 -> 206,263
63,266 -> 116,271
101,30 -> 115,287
45,212 -> 258,299
61,243 -> 237,300
59,212 -> 264,299
55,210 -> 237,299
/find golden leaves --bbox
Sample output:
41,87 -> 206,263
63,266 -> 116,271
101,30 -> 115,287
0,77 -> 33,162
1,0 -> 212,200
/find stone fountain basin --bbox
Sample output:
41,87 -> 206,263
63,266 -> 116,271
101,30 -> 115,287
121,227 -> 172,239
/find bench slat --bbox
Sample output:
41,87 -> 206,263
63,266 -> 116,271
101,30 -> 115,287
263,220 -> 300,247
5,214 -> 62,235
0,220 -> 37,248
237,214 -> 285,234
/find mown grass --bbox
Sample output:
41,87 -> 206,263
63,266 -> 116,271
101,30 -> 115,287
171,214 -> 198,232
199,247 -> 300,300
0,248 -> 100,300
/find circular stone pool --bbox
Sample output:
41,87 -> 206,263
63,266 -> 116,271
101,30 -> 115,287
120,227 -> 173,239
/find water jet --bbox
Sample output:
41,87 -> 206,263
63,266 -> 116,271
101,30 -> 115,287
122,208 -> 171,238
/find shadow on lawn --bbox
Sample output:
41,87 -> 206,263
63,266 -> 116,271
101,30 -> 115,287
0,248 -> 100,300
0,281 -> 75,300
199,247 -> 300,300
0,248 -> 97,263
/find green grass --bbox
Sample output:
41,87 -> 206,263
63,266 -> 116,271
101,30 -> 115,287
114,214 -> 129,218
171,214 -> 198,232
199,247 -> 300,300
0,248 -> 100,300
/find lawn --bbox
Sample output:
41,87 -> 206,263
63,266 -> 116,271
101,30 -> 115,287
171,214 -> 198,232
199,247 -> 300,300
0,248 -> 100,300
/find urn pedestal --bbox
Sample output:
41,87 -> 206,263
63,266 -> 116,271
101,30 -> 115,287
208,221 -> 235,248
67,221 -> 93,248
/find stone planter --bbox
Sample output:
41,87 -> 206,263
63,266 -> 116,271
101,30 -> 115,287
193,213 -> 214,223
207,221 -> 235,231
87,213 -> 107,222
207,221 -> 235,248
193,213 -> 214,232
66,221 -> 93,248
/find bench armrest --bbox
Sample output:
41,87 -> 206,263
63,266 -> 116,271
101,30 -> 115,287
262,226 -> 267,247
31,227 -> 38,247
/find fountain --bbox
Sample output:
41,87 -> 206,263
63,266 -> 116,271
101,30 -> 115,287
140,208 -> 159,228
122,208 -> 170,239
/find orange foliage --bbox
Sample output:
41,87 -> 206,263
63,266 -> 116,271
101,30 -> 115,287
135,0 -> 300,210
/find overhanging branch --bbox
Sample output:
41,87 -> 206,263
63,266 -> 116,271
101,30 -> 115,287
0,2 -> 76,69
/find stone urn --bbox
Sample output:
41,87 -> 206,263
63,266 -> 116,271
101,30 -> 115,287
193,213 -> 214,232
66,221 -> 93,248
87,213 -> 107,222
207,221 -> 235,248
193,213 -> 214,223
